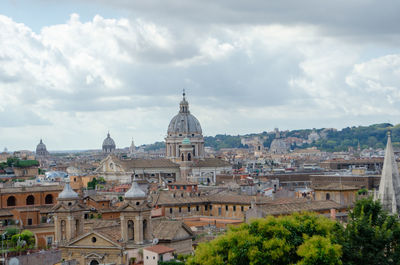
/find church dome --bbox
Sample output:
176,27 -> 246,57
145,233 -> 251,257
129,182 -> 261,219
167,92 -> 202,135
102,132 -> 116,153
58,179 -> 79,200
125,179 -> 146,199
36,139 -> 48,156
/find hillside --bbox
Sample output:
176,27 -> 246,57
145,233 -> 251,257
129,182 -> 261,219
143,123 -> 400,152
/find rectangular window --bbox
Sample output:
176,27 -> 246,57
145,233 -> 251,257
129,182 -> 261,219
205,205 -> 208,211
233,205 -> 236,212
170,208 -> 173,214
218,207 -> 222,216
47,237 -> 53,246
179,207 -> 182,213
28,218 -> 33,225
196,205 -> 199,211
210,205 -> 212,210
225,205 -> 229,211
188,206 -> 191,212
241,206 -> 244,211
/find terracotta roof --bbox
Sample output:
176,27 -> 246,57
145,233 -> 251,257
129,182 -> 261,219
94,224 -> 122,245
257,200 -> 345,216
153,191 -> 208,206
192,158 -> 231,168
168,181 -> 197,186
152,219 -> 194,241
144,244 -> 175,254
0,185 -> 63,193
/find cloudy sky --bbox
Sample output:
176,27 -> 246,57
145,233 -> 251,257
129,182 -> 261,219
1,0 -> 400,151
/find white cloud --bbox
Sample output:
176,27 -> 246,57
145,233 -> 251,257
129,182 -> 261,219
0,11 -> 400,150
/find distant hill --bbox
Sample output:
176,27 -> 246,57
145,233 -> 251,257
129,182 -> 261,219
142,123 -> 399,152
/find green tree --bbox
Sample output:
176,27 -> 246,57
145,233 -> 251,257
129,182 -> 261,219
341,197 -> 400,265
187,212 -> 343,265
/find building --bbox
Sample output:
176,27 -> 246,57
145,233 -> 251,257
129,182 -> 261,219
52,178 -> 194,265
313,183 -> 359,206
143,245 -> 175,265
165,91 -> 205,162
102,132 -> 116,154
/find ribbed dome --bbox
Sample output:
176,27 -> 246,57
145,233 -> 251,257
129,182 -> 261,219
125,179 -> 146,199
58,179 -> 79,200
102,132 -> 116,153
167,93 -> 202,135
36,139 -> 47,151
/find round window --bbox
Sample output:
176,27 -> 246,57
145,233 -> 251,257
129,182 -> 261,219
91,237 -> 97,243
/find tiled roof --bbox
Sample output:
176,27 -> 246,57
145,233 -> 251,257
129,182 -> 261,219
192,158 -> 231,168
312,183 -> 359,191
0,185 -> 63,193
117,157 -> 180,170
257,200 -> 344,216
152,219 -> 193,241
144,244 -> 175,254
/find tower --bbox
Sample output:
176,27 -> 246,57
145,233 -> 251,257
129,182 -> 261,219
179,138 -> 194,179
377,131 -> 400,213
119,177 -> 152,244
165,91 -> 205,162
52,179 -> 85,245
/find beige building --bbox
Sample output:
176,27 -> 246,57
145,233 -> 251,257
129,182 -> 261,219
313,183 -> 359,206
52,179 -> 194,265
143,245 -> 175,265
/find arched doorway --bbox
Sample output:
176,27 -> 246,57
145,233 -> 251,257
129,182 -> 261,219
26,195 -> 35,205
7,196 -> 16,206
90,260 -> 99,265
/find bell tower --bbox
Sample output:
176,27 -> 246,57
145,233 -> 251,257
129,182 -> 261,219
119,177 -> 152,245
53,179 -> 85,245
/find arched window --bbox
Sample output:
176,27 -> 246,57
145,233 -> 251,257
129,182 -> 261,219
128,220 -> 134,241
143,219 -> 148,240
45,194 -> 53,204
26,195 -> 35,205
181,153 -> 184,161
188,153 -> 191,161
61,220 -> 66,241
7,196 -> 16,207
75,219 -> 80,237
90,260 -> 99,265
326,193 -> 330,200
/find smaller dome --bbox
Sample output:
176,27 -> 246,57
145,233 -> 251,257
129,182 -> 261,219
182,137 -> 191,145
125,179 -> 146,199
58,179 -> 79,200
102,132 -> 116,153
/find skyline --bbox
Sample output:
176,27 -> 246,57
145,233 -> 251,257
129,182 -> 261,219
1,0 -> 400,150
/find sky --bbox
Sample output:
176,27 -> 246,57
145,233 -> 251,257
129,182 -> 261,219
1,0 -> 400,151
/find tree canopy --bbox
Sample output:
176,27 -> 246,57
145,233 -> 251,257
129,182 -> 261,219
187,212 -> 343,265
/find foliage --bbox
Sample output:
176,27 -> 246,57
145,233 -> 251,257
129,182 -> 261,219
341,197 -> 400,265
187,212 -> 343,265
9,230 -> 35,251
14,160 -> 39,168
98,176 -> 106,184
144,141 -> 166,151
158,260 -> 184,265
204,134 -> 246,150
87,178 -> 98,189
4,227 -> 19,239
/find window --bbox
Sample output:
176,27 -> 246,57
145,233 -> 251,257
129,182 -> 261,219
241,206 -> 244,211
205,205 -> 208,211
179,207 -> 182,213
188,206 -> 191,212
27,218 -> 32,225
7,196 -> 16,207
210,205 -> 212,210
196,205 -> 199,211
170,208 -> 173,214
326,193 -> 330,200
218,207 -> 222,216
233,205 -> 236,212
46,237 -> 52,247
45,194 -> 53,204
128,220 -> 134,240
90,260 -> 99,265
225,205 -> 229,211
26,195 -> 35,205
91,237 -> 97,243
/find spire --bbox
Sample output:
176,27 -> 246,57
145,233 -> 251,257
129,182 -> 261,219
107,131 -> 110,138
378,131 -> 400,213
179,89 -> 189,113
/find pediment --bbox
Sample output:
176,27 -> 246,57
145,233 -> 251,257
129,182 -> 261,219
67,231 -> 120,248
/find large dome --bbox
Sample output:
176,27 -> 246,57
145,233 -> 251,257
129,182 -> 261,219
36,139 -> 47,152
102,132 -> 116,153
167,92 -> 202,135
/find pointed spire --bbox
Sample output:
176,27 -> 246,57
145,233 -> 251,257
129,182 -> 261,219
377,131 -> 400,213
